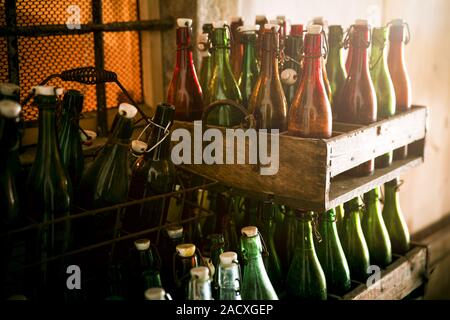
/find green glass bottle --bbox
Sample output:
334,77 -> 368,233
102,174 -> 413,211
58,90 -> 84,190
315,209 -> 351,295
341,198 -> 370,282
383,179 -> 410,254
275,207 -> 297,274
238,25 -> 260,108
105,264 -> 125,300
204,21 -> 243,127
206,233 -> 225,299
281,24 -> 303,107
362,188 -> 392,268
240,226 -> 278,300
286,211 -> 327,300
198,23 -> 214,94
127,103 -> 176,232
370,27 -> 396,168
326,25 -> 347,117
215,193 -> 240,253
26,86 -> 72,299
335,204 -> 345,236
188,266 -> 213,300
257,200 -> 283,293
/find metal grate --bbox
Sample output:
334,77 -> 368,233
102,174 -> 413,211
3,0 -> 143,121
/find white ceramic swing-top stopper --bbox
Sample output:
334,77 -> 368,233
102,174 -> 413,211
118,102 -> 137,119
134,239 -> 150,251
177,18 -> 192,28
241,226 -> 258,237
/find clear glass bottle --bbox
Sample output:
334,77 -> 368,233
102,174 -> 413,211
188,266 -> 213,300
218,251 -> 242,300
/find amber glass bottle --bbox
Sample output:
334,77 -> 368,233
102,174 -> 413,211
311,17 -> 332,101
288,24 -> 332,138
167,18 -> 203,121
388,19 -> 412,160
255,15 -> 268,64
336,20 -> 377,176
248,24 -> 288,130
230,16 -> 244,80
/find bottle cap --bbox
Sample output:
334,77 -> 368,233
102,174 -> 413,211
355,19 -> 368,26
312,16 -> 326,26
219,251 -> 238,266
33,85 -> 63,96
190,266 -> 209,280
167,225 -> 183,238
255,15 -> 267,22
230,16 -> 243,23
276,15 -> 286,21
306,24 -> 322,34
80,129 -> 97,142
131,140 -> 148,154
213,20 -> 227,29
290,24 -> 304,36
0,83 -> 19,96
241,226 -> 258,237
176,243 -> 196,257
177,18 -> 192,28
118,102 -> 138,119
280,68 -> 298,85
264,23 -> 280,32
391,19 -> 405,26
238,25 -> 260,33
0,100 -> 21,118
145,288 -> 166,300
134,239 -> 150,251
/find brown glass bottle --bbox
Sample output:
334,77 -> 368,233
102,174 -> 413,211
388,19 -> 412,160
311,17 -> 332,101
255,15 -> 268,64
288,25 -> 332,138
248,24 -> 288,130
167,18 -> 203,121
230,17 -> 244,80
336,20 -> 377,176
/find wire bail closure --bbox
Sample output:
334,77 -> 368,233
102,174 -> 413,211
131,118 -> 172,157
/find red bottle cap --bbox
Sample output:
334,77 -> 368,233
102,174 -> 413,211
290,24 -> 304,36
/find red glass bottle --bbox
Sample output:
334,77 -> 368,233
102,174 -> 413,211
388,19 -> 412,160
288,25 -> 332,138
167,18 -> 203,121
336,20 -> 377,176
230,16 -> 244,80
248,24 -> 288,130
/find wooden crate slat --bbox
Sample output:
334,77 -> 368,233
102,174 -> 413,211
327,106 -> 427,177
342,246 -> 427,300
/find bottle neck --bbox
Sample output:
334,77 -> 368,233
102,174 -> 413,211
36,96 -> 59,158
241,235 -> 263,261
348,27 -> 370,77
260,32 -> 280,79
212,28 -> 231,71
296,214 -> 315,250
241,34 -> 258,71
145,106 -> 174,161
175,27 -> 195,70
301,33 -> 323,83
364,187 -> 380,205
370,29 -> 388,71
109,114 -> 134,144
385,179 -> 400,205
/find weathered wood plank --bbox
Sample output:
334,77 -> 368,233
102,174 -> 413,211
327,106 -> 427,177
342,246 -> 427,300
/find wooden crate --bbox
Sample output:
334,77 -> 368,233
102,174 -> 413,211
172,105 -> 428,211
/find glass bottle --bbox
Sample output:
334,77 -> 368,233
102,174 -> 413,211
174,243 -> 199,300
205,233 -> 225,299
311,17 -> 332,101
198,23 -> 214,93
326,25 -> 347,117
388,19 -> 412,160
248,24 -> 288,130
282,24 -> 303,106
215,193 -> 240,253
257,200 -> 283,293
167,18 -> 203,121
26,86 -> 72,299
0,84 -> 22,230
370,27 -> 396,168
204,21 -> 243,127
131,239 -> 162,299
238,25 -> 260,109
255,15 -> 269,64
230,16 -> 244,80
316,209 -> 351,295
58,89 -> 84,190
240,226 -> 278,300
362,188 -> 392,268
341,197 -> 370,282
383,178 -> 410,254
105,264 -> 125,301
336,20 -> 377,176
188,266 -> 213,300
288,24 -> 332,138
159,226 -> 185,294
127,103 -> 176,232
275,207 -> 297,274
286,211 -> 327,300
335,204 -> 345,236
218,251 -> 242,300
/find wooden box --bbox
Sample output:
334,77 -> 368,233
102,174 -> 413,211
172,105 -> 428,211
